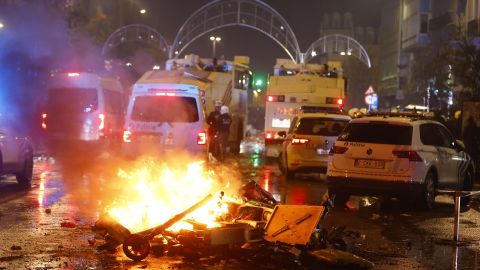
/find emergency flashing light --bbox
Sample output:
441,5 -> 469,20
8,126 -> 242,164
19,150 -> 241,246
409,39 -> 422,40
155,92 -> 177,96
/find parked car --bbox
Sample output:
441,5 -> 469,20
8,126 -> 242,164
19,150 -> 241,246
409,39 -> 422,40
0,121 -> 34,187
327,113 -> 475,209
279,112 -> 351,178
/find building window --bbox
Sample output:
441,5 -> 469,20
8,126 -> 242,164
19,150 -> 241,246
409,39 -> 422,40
420,0 -> 430,12
420,13 -> 429,33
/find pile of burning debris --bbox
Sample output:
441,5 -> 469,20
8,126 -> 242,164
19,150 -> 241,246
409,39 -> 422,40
92,178 -> 374,268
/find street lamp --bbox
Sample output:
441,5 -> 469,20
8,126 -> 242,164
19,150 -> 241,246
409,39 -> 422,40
0,22 -> 4,29
140,9 -> 146,14
209,36 -> 221,57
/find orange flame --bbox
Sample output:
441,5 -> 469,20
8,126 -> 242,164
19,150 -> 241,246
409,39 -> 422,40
105,158 -> 241,233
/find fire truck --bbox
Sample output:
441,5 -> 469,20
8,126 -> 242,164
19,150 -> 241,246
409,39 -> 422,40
145,54 -> 251,154
264,59 -> 346,158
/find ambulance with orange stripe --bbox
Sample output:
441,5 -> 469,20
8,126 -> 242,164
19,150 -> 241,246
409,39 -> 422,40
264,59 -> 346,158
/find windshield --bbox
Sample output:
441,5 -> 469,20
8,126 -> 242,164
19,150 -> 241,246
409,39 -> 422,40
295,117 -> 348,136
47,88 -> 98,113
338,122 -> 412,145
131,96 -> 199,123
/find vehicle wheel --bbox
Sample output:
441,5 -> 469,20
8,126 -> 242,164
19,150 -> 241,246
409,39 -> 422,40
16,155 -> 33,187
418,172 -> 436,210
460,169 -> 474,207
123,234 -> 150,261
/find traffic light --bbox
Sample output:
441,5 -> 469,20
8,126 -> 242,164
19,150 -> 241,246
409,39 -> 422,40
253,74 -> 266,90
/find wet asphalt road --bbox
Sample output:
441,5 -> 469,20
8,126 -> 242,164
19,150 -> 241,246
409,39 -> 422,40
1,149 -> 480,269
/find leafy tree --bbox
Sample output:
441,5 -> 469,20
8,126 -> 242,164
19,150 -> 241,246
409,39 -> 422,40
68,0 -> 143,44
451,38 -> 480,101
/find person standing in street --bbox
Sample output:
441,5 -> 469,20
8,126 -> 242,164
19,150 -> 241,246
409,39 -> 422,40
463,117 -> 480,179
206,100 -> 222,155
217,105 -> 232,161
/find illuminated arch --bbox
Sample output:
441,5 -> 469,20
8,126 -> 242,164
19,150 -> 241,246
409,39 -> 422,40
171,0 -> 301,63
303,34 -> 371,68
101,24 -> 170,57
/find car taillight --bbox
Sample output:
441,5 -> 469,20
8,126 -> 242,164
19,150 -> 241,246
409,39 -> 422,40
291,138 -> 309,145
99,114 -> 105,130
41,113 -> 47,129
123,130 -> 132,143
329,146 -> 348,155
267,95 -> 285,102
197,132 -> 207,145
265,132 -> 273,140
392,150 -> 423,162
337,98 -> 344,106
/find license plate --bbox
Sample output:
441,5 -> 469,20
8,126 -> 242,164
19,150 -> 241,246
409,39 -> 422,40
355,159 -> 385,169
316,148 -> 329,155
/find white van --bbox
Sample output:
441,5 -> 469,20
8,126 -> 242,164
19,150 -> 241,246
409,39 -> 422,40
43,72 -> 125,153
122,80 -> 208,158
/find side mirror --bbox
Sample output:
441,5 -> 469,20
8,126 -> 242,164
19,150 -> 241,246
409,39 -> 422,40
277,131 -> 287,139
454,140 -> 466,152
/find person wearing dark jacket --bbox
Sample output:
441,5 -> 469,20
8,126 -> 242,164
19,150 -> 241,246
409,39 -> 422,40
217,105 -> 232,160
206,100 -> 222,154
463,117 -> 480,164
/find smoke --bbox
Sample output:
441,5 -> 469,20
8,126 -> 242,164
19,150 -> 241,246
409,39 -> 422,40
0,3 -> 67,131
0,2 -> 105,137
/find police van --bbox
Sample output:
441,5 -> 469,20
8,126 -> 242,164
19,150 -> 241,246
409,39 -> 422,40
122,72 -> 208,158
43,72 -> 125,154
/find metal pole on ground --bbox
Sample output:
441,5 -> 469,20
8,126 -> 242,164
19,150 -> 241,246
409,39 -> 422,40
453,191 -> 461,242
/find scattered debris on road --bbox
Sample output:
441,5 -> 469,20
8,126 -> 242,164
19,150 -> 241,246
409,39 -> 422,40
90,178 -> 373,268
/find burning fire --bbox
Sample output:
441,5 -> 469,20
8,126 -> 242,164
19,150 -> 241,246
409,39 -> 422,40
105,158 -> 241,233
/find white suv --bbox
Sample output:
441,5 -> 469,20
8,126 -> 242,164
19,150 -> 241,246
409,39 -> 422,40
0,123 -> 34,187
327,114 -> 475,209
279,112 -> 350,178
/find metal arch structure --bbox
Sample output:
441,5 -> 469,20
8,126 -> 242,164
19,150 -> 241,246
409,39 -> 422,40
303,34 -> 372,68
101,24 -> 170,57
171,0 -> 301,63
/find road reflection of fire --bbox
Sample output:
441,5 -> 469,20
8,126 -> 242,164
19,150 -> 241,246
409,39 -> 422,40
105,158 -> 241,233
37,171 -> 47,206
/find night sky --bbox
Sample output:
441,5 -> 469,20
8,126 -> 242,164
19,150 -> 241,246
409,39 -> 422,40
137,0 -> 382,73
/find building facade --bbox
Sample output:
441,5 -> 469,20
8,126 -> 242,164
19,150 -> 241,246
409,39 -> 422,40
377,0 -> 480,109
